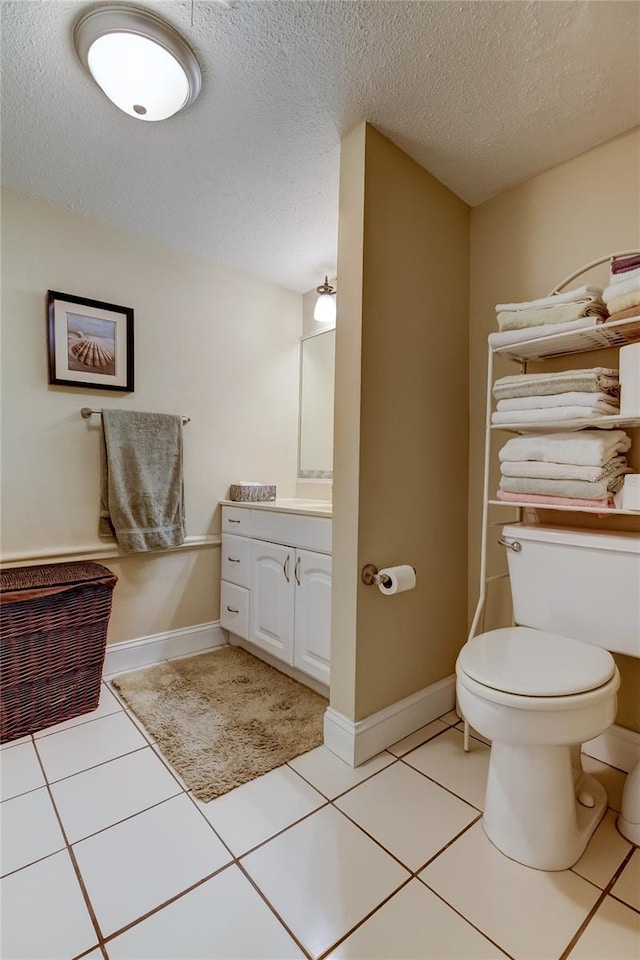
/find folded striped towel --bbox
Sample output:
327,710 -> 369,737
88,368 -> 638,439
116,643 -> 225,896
610,254 -> 640,276
492,369 -> 619,401
500,456 -> 630,483
499,474 -> 626,501
497,301 -> 607,332
488,317 -> 602,349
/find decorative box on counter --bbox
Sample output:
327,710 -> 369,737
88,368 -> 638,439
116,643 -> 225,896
229,482 -> 276,502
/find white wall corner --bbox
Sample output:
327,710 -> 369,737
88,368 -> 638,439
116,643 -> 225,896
103,621 -> 226,677
583,723 -> 640,774
324,674 -> 456,767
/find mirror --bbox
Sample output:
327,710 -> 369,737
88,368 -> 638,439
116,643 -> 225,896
298,329 -> 335,478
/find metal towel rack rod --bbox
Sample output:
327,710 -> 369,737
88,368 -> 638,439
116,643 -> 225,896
80,407 -> 191,424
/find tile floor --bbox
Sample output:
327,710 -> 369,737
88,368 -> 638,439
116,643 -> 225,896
1,666 -> 639,960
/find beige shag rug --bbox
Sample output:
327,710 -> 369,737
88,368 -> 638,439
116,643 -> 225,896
111,646 -> 327,802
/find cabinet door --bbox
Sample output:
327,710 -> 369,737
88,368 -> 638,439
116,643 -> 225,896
249,540 -> 295,663
293,549 -> 331,685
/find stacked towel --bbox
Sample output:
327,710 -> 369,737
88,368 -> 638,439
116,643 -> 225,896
491,285 -> 608,347
491,368 -> 620,424
488,317 -> 601,350
603,255 -> 640,322
496,430 -> 632,508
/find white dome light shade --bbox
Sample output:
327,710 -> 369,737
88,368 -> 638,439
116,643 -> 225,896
87,33 -> 189,121
74,5 -> 201,122
313,292 -> 337,324
313,277 -> 337,324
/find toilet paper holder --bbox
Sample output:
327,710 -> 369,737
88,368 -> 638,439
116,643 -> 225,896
361,564 -> 391,587
361,563 -> 416,586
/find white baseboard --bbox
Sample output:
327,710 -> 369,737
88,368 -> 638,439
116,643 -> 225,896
324,674 -> 456,767
103,621 -> 226,676
583,723 -> 640,773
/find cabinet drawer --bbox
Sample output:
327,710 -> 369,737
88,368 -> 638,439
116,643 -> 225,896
250,510 -> 331,554
221,534 -> 250,587
222,505 -> 250,537
220,581 -> 249,639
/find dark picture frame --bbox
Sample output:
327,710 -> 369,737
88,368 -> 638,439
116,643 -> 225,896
47,290 -> 134,392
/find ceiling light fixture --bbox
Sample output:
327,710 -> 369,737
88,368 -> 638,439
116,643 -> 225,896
313,277 -> 337,324
73,4 -> 202,122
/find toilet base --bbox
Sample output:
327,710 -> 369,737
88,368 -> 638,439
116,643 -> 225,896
618,757 -> 640,845
483,742 -> 607,871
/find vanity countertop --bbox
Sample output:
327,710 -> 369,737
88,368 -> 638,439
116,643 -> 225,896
220,498 -> 332,518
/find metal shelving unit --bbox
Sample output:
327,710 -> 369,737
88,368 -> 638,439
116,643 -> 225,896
470,253 -> 640,644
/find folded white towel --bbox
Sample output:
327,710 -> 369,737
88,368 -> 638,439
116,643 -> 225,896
605,289 -> 640,316
495,285 -> 604,313
603,275 -> 640,304
610,266 -> 640,286
500,457 -> 630,482
496,392 -> 620,412
488,317 -> 601,349
498,430 -> 632,467
491,406 -> 619,425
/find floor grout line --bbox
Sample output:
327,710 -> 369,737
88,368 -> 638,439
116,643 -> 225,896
557,845 -> 638,960
314,875 -> 414,960
42,745 -> 150,788
417,874 -> 519,960
233,860 -> 314,960
100,862 -> 236,946
30,737 -> 105,954
0,839 -> 68,881
397,754 -> 485,812
6,693 -> 635,960
608,890 -> 640,917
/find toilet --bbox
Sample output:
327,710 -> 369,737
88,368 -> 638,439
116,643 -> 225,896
456,523 -> 640,871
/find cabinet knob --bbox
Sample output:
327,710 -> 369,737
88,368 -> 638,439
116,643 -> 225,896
283,555 -> 291,582
294,556 -> 301,586
226,605 -> 239,614
228,519 -> 241,524
228,557 -> 240,563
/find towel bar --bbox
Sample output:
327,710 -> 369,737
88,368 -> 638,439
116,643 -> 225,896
80,407 -> 190,424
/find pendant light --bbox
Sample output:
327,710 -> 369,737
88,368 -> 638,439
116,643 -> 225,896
73,5 -> 202,122
313,277 -> 337,324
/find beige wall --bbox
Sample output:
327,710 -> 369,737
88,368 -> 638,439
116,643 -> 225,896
469,128 -> 640,732
1,189 -> 302,644
332,124 -> 470,721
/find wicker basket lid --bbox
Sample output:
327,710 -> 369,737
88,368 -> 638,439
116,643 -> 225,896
0,561 -> 117,600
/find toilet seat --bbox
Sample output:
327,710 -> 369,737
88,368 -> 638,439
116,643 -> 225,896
458,627 -> 616,698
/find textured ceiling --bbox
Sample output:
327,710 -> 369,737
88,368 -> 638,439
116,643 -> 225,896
2,1 -> 639,292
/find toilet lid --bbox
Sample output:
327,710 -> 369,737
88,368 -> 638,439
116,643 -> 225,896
458,627 -> 616,697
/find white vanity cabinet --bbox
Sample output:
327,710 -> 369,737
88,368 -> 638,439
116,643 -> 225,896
249,539 -> 295,663
220,504 -> 332,687
291,549 -> 332,682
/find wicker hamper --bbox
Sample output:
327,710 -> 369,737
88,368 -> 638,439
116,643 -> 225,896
0,561 -> 118,743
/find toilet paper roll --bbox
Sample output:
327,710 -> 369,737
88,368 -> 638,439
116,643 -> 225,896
620,378 -> 640,417
619,342 -> 640,381
619,343 -> 640,416
378,565 -> 416,596
620,475 -> 640,511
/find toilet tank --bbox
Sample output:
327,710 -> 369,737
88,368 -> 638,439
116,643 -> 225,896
502,524 -> 640,657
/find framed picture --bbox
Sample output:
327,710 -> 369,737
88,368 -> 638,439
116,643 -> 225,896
47,290 -> 134,392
